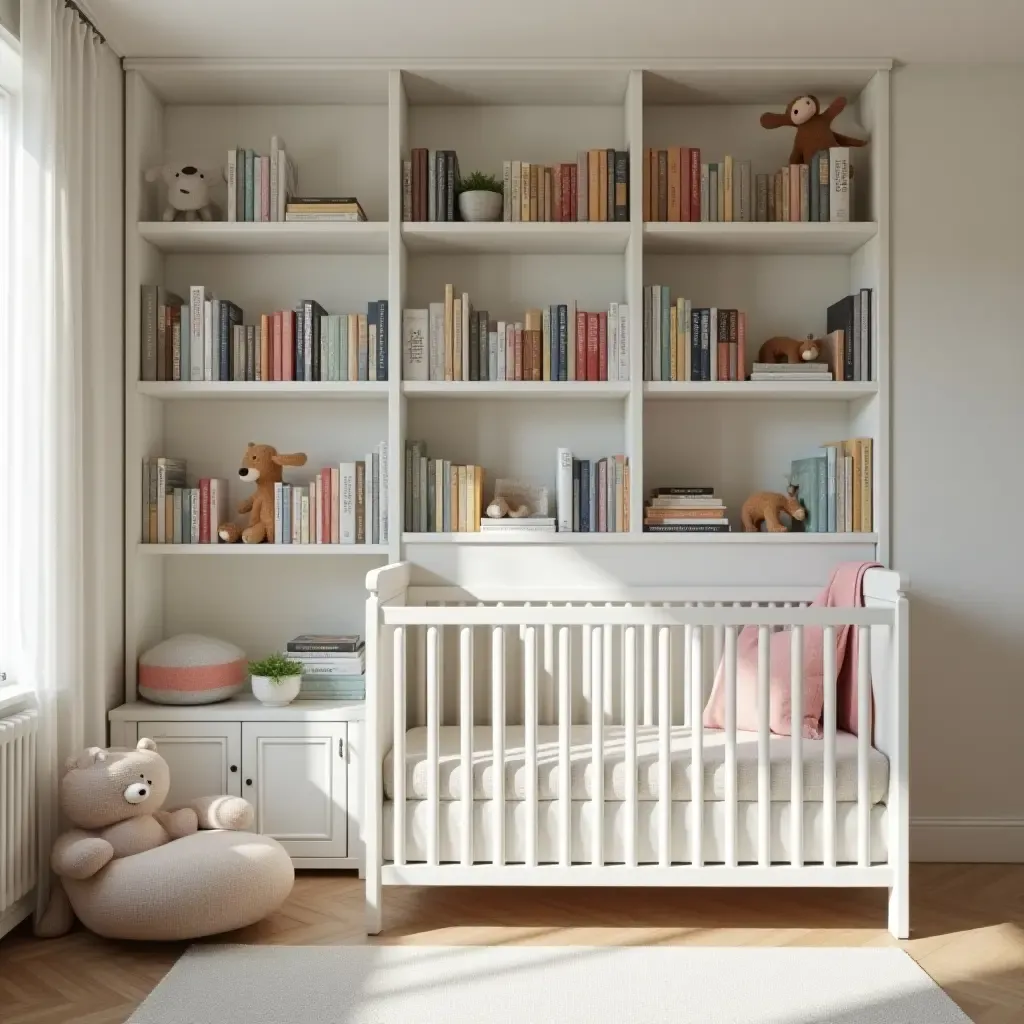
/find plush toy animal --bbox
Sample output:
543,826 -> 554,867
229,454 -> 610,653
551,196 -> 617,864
145,162 -> 223,222
36,738 -> 293,940
757,334 -> 822,365
219,442 -> 308,544
759,96 -> 868,167
741,485 -> 807,533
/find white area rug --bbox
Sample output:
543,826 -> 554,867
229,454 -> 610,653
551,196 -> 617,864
129,944 -> 970,1024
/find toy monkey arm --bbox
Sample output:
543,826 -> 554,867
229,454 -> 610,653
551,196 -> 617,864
832,131 -> 867,148
51,830 -> 114,880
822,96 -> 847,123
759,112 -> 790,129
237,494 -> 254,514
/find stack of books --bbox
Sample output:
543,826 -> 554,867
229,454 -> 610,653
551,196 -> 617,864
643,288 -> 747,382
226,137 -> 295,222
284,197 -> 366,223
479,517 -> 556,535
404,442 -> 484,534
141,458 -> 231,545
750,362 -> 833,383
402,289 -> 628,383
501,151 -> 628,222
272,447 -> 388,546
404,149 -> 460,221
556,449 -> 629,533
643,487 -> 729,534
790,438 -> 873,534
757,149 -> 852,223
826,289 -> 872,382
287,634 -> 366,701
140,288 -> 388,383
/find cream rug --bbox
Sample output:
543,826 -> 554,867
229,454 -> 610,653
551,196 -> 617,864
129,944 -> 969,1023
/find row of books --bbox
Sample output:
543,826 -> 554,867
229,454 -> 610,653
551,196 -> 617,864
501,152 -> 628,222
286,634 -> 365,701
643,289 -> 748,382
642,147 -> 853,223
791,438 -> 873,533
140,286 -> 389,383
226,137 -> 296,223
556,450 -> 630,533
404,150 -> 461,222
272,448 -> 389,545
141,459 -> 229,544
404,442 -> 484,534
401,292 -> 630,383
643,487 -> 729,534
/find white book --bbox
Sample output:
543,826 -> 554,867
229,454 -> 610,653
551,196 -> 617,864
556,448 -> 573,533
269,136 -> 281,222
428,150 -> 436,222
427,302 -> 445,381
608,302 -> 618,382
274,482 -> 283,545
461,293 -> 471,382
365,452 -> 375,545
651,286 -> 661,382
496,321 -> 506,381
829,147 -> 850,223
299,490 -> 308,544
300,660 -> 365,677
402,308 -> 429,381
172,489 -> 183,544
253,158 -> 263,224
682,299 -> 692,382
203,299 -> 215,381
226,149 -> 237,223
339,462 -> 356,543
502,160 -> 511,221
189,286 -> 206,381
510,161 -> 521,222
653,517 -> 730,526
618,303 -> 630,382
378,440 -> 388,544
488,330 -> 498,381
189,489 -> 200,544
709,307 -> 719,382
277,150 -> 291,221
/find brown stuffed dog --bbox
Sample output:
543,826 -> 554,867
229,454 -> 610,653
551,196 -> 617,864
218,442 -> 307,544
760,95 -> 867,167
741,486 -> 807,533
757,333 -> 822,365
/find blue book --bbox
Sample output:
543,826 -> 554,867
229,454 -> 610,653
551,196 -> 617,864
580,461 -> 590,532
218,302 -> 229,381
661,286 -> 671,381
377,299 -> 388,381
810,152 -> 820,222
690,308 -> 701,382
790,458 -> 817,531
558,305 -> 568,381
293,304 -> 304,381
815,455 -> 828,533
244,150 -> 255,222
281,484 -> 291,544
572,459 -> 580,532
700,308 -> 710,381
549,305 -> 559,381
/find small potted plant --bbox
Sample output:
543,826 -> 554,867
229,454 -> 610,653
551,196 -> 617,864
458,171 -> 503,222
248,652 -> 304,707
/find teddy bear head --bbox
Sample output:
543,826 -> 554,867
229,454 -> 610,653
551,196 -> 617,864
60,738 -> 170,830
145,163 -> 222,212
237,442 -> 307,486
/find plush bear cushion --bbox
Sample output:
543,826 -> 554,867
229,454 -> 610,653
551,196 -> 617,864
62,830 -> 294,940
139,634 -> 247,705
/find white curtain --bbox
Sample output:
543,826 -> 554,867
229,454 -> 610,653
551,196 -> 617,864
2,0 -> 122,920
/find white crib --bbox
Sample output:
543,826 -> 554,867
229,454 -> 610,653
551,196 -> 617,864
364,564 -> 909,938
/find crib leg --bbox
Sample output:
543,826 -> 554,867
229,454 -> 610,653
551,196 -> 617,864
888,880 -> 909,940
366,866 -> 383,935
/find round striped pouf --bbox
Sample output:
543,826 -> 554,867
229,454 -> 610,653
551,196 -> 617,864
139,634 -> 247,705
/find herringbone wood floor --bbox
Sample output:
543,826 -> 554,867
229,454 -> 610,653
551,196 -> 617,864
1,865 -> 1022,1022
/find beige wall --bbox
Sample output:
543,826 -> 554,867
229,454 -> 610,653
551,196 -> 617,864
893,65 -> 1024,857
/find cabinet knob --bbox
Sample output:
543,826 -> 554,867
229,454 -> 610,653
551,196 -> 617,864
230,765 -> 238,773
245,778 -> 253,787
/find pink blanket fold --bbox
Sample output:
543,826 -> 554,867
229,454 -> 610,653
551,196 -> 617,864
703,561 -> 880,739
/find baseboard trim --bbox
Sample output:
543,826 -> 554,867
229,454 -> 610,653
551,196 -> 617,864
912,817 -> 1024,863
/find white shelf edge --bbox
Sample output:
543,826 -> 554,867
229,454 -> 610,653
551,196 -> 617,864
137,221 -> 390,255
138,544 -> 390,555
403,532 -> 877,545
643,381 -> 878,400
401,221 -> 630,254
643,221 -> 878,255
402,381 -> 630,399
136,382 -> 389,400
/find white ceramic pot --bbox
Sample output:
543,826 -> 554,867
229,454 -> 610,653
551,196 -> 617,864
458,190 -> 503,222
251,674 -> 301,707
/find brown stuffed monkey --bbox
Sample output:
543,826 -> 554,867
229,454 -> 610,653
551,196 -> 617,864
759,95 -> 867,167
218,442 -> 307,544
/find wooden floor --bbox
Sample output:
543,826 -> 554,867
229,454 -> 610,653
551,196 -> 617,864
1,864 -> 1022,1022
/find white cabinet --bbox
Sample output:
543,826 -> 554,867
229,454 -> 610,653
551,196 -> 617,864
137,721 -> 242,805
242,722 -> 348,859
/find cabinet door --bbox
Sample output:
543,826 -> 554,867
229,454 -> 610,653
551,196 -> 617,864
242,722 -> 347,859
137,721 -> 242,806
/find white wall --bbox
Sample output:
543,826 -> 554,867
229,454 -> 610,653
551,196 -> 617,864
892,65 -> 1024,858
0,0 -> 17,39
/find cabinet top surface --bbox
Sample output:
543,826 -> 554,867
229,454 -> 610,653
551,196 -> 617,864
109,696 -> 366,722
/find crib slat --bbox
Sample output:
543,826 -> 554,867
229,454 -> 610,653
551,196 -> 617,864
525,626 -> 538,868
393,627 -> 407,865
558,625 -> 571,867
858,626 -> 872,867
624,625 -> 638,868
459,626 -> 473,866
690,625 -> 703,867
643,616 -> 654,726
823,625 -> 837,869
603,604 -> 613,723
790,625 -> 804,868
724,625 -> 738,868
658,624 -> 671,867
757,624 -> 771,868
543,610 -> 555,726
491,623 -> 505,867
426,625 -> 440,866
582,614 -> 592,724
591,626 -> 604,866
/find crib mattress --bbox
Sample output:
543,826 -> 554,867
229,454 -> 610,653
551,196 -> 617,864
383,799 -> 889,865
383,726 -> 889,805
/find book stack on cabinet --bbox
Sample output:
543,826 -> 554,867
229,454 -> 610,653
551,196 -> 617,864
288,634 -> 366,700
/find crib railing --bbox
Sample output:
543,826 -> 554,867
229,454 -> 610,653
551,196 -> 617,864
365,564 -> 909,938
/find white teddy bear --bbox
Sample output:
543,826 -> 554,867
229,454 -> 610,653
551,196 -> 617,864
145,162 -> 223,222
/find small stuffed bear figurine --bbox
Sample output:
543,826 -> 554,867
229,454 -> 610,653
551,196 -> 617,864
741,485 -> 807,533
145,162 -> 222,222
759,95 -> 868,167
219,442 -> 308,544
758,334 -> 822,365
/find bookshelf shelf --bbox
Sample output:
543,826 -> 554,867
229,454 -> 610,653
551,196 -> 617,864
138,544 -> 390,556
644,381 -> 878,401
401,222 -> 630,255
403,532 -> 630,545
642,222 -> 877,256
138,221 -> 390,255
402,381 -> 630,400
404,531 -> 877,545
137,382 -> 389,401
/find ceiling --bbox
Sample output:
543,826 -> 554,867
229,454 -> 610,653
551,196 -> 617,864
85,0 -> 1024,63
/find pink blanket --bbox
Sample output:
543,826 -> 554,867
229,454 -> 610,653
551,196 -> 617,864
703,561 -> 879,739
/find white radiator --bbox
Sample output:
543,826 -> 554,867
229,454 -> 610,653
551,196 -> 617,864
0,708 -> 37,940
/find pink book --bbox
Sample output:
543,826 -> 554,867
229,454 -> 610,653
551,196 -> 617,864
272,311 -> 282,380
680,148 -> 691,222
282,310 -> 294,381
737,311 -> 747,381
260,156 -> 271,221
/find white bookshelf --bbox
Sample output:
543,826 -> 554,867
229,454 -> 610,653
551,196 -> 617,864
122,57 -> 890,701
